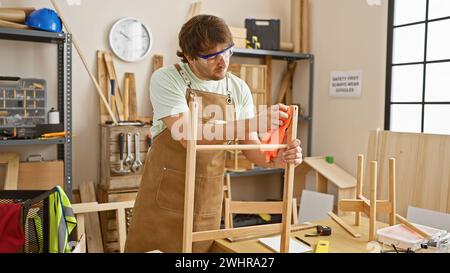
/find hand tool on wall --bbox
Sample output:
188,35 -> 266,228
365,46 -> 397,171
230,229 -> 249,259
146,134 -> 152,149
112,133 -> 130,175
50,0 -> 118,125
103,52 -> 125,121
103,52 -> 118,119
124,132 -> 134,167
131,132 -> 143,172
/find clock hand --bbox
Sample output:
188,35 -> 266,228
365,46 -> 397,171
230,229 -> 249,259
120,31 -> 130,41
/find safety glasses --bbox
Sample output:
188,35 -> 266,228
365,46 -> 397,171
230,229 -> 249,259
196,43 -> 234,63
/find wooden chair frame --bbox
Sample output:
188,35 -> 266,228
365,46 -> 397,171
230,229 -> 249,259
182,102 -> 298,253
72,201 -> 135,253
338,155 -> 397,241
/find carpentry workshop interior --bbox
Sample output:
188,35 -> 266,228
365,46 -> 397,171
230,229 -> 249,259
0,0 -> 449,256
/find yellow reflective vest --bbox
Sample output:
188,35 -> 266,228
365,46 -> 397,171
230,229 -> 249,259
49,186 -> 77,253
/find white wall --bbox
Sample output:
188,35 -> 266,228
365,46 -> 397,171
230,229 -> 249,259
0,0 -> 388,189
309,0 -> 388,174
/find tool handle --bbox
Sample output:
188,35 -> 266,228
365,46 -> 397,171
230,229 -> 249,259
119,133 -> 125,160
134,133 -> 141,157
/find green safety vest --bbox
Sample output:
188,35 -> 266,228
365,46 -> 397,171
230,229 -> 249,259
49,186 -> 77,253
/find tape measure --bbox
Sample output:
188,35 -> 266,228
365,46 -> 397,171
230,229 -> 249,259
315,240 -> 330,253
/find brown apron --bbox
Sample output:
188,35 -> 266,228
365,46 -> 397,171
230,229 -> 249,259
125,64 -> 235,253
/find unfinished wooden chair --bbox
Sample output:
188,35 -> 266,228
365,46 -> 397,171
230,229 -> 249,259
338,155 -> 397,241
182,102 -> 299,253
72,201 -> 135,253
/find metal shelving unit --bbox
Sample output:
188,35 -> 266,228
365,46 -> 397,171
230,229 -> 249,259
233,47 -> 314,157
0,27 -> 72,198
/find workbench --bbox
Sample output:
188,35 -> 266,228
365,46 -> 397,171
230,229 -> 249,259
211,215 -> 388,253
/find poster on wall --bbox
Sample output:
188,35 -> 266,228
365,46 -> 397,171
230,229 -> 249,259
329,70 -> 362,98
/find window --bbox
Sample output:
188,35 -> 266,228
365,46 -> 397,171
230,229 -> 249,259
385,0 -> 450,135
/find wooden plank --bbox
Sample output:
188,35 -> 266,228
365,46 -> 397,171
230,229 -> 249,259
116,208 -> 126,253
124,73 -> 137,121
230,201 -> 283,214
396,214 -> 430,238
293,162 -> 311,200
123,76 -> 129,121
389,158 -> 396,225
355,154 -> 364,225
264,56 -> 272,106
300,0 -> 310,53
339,200 -> 364,212
291,0 -> 301,53
182,101 -> 198,253
1,152 -> 20,190
0,8 -> 26,23
79,181 -> 104,253
152,54 -> 164,72
97,50 -> 109,123
224,198 -> 232,229
315,172 -> 327,193
280,105 -> 298,252
0,18 -> 30,29
226,223 -> 316,243
292,198 -> 298,225
18,161 -> 64,190
369,161 -> 377,241
197,144 -> 287,151
104,174 -> 142,191
72,200 -> 135,214
305,156 -> 357,189
413,133 -> 450,213
328,212 -> 361,238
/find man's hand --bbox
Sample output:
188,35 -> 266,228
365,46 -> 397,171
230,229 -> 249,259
273,139 -> 303,168
253,104 -> 290,133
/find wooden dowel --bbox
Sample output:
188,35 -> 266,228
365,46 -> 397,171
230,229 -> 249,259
50,0 -> 118,125
182,101 -> 199,253
396,214 -> 429,238
355,154 -> 364,226
196,144 -> 288,151
369,161 -> 377,241
328,212 -> 361,238
389,158 -> 396,226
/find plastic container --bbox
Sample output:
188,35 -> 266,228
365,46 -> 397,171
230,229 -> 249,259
377,223 -> 447,251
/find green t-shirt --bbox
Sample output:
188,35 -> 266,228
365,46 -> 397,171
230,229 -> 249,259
150,62 -> 255,138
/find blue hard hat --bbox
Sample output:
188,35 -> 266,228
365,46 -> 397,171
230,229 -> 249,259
25,8 -> 62,33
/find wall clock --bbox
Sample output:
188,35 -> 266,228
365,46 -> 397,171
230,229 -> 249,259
109,17 -> 152,62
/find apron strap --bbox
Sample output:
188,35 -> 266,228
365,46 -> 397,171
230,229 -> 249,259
174,63 -> 193,89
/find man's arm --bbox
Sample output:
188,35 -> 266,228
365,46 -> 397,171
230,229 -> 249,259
241,132 -> 304,168
240,132 -> 274,168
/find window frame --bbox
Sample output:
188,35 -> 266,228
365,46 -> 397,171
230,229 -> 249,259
385,0 -> 450,133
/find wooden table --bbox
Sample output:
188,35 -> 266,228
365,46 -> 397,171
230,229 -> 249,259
211,215 -> 389,253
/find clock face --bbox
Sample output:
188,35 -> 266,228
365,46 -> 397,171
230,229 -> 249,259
109,17 -> 152,62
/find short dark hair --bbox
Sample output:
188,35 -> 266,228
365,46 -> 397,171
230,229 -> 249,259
177,15 -> 233,62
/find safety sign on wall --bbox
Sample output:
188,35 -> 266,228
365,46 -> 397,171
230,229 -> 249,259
329,70 -> 362,98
